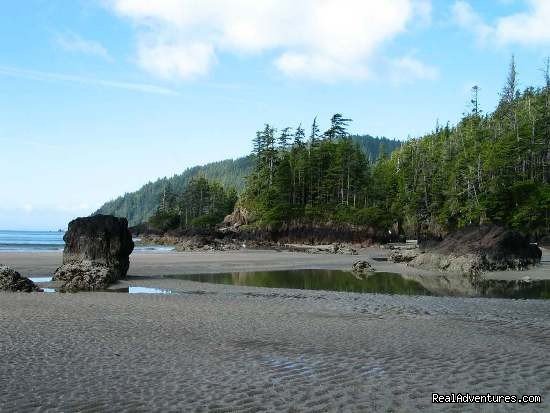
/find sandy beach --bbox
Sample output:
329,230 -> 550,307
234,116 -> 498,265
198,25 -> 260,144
1,248 -> 549,412
1,246 -> 548,279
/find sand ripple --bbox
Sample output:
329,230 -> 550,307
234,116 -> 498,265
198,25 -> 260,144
1,282 -> 549,412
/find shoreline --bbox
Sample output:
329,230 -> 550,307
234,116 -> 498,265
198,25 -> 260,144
1,246 -> 548,281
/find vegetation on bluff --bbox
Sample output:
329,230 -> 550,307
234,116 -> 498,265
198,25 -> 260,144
148,177 -> 237,232
95,136 -> 400,226
241,58 -> 550,238
102,57 -> 550,240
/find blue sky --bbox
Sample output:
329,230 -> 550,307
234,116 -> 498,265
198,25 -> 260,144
1,0 -> 549,230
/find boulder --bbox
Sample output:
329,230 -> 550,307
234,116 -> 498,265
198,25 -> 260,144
54,215 -> 134,290
223,207 -> 250,228
352,260 -> 375,275
61,215 -> 134,277
0,265 -> 41,292
54,261 -> 115,292
389,249 -> 419,263
410,225 -> 542,275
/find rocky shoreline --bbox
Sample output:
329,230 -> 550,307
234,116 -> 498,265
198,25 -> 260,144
137,233 -> 361,255
389,225 -> 542,276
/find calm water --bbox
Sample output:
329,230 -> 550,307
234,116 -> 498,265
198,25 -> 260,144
31,269 -> 550,299
166,270 -> 550,299
0,230 -> 64,252
169,270 -> 433,296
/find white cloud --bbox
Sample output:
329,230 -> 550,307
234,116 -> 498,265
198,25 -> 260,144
55,31 -> 113,61
0,65 -> 179,96
389,56 -> 439,84
453,0 -> 550,46
495,0 -> 550,45
106,0 -> 432,81
452,1 -> 492,44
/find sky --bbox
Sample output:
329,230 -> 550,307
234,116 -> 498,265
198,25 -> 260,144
1,0 -> 549,230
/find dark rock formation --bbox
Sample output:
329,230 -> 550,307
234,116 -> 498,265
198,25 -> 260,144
0,265 -> 41,292
54,261 -> 115,292
409,225 -> 542,275
389,249 -> 419,263
352,261 -> 375,275
54,215 -> 134,290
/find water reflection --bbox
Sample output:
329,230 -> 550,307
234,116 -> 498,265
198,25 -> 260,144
169,270 -> 431,296
27,270 -> 550,299
168,270 -> 550,299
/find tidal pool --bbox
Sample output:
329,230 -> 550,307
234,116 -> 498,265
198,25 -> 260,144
29,271 -> 550,299
167,270 -> 550,299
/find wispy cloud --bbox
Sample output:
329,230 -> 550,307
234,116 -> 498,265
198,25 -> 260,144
453,0 -> 550,47
54,31 -> 113,61
0,65 -> 179,96
389,56 -> 439,85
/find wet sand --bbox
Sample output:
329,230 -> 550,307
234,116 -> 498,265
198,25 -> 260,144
1,246 -> 548,280
1,278 -> 549,412
1,249 -> 549,412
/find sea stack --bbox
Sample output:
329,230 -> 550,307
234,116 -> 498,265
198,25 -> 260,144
53,215 -> 134,291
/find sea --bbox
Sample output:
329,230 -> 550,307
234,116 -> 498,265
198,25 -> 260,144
0,230 -> 174,253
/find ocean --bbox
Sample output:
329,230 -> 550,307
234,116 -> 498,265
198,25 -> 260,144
0,230 -> 65,252
0,230 -> 174,253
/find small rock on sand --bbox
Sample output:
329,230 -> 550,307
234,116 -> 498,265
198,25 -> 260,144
0,265 -> 41,292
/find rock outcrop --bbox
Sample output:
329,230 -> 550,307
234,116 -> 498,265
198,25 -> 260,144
0,265 -> 41,292
223,207 -> 250,229
409,225 -> 542,275
389,249 -> 419,263
54,261 -> 115,292
54,215 -> 134,290
352,261 -> 375,275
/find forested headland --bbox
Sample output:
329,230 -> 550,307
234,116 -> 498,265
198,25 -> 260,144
95,135 -> 400,226
104,57 -> 550,241
239,58 -> 550,240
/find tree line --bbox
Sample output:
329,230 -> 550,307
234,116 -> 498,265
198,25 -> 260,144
148,57 -> 549,239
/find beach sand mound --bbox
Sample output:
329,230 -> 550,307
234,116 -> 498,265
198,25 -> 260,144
0,265 -> 41,292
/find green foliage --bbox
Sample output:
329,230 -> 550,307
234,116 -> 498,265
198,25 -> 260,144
242,114 -> 386,229
94,136 -> 397,227
242,59 -> 550,238
370,60 -> 550,237
148,176 -> 237,231
95,157 -> 254,226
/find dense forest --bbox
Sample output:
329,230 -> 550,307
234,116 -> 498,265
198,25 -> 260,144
241,58 -> 550,239
95,136 -> 400,226
95,157 -> 253,226
99,58 -> 549,240
148,177 -> 237,231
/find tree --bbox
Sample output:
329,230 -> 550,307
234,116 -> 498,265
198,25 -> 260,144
278,127 -> 292,150
294,124 -> 305,147
324,113 -> 352,140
